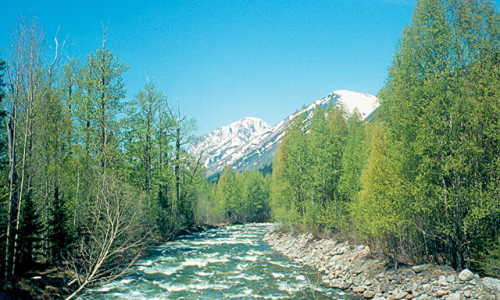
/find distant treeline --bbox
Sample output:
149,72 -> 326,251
270,0 -> 500,277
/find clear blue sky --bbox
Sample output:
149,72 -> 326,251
4,0 -> 494,136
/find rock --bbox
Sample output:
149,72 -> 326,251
482,277 -> 500,292
403,269 -> 416,277
363,290 -> 375,298
438,275 -> 448,286
415,294 -> 430,300
395,291 -> 408,299
412,264 -> 431,273
387,296 -> 396,300
421,277 -> 430,284
447,275 -> 456,282
405,294 -> 415,299
411,282 -> 419,292
447,293 -> 462,300
353,286 -> 367,293
329,279 -> 342,289
341,280 -> 352,290
389,274 -> 400,281
434,290 -> 449,297
463,290 -> 471,298
364,280 -> 372,286
458,269 -> 475,282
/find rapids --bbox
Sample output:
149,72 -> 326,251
80,223 -> 355,299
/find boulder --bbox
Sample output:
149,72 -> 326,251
458,269 -> 475,282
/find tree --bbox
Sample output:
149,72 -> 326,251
166,103 -> 198,226
66,173 -> 152,300
379,0 -> 500,269
4,14 -> 53,279
214,166 -> 239,223
352,124 -> 406,268
48,188 -> 72,265
18,191 -> 44,271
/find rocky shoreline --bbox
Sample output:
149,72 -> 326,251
264,230 -> 500,300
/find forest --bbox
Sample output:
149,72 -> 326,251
271,0 -> 500,278
1,0 -> 500,298
0,13 -> 274,298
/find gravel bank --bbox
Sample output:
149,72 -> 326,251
264,230 -> 500,300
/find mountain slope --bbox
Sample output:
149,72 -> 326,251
188,117 -> 271,171
188,90 -> 379,176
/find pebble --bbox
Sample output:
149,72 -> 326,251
363,289 -> 375,298
447,293 -> 462,300
435,289 -> 449,297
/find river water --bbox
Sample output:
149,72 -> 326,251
80,223 -> 356,299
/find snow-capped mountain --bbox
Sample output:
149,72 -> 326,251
188,90 -> 379,176
188,117 -> 271,171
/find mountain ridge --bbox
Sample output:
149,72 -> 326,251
188,90 -> 379,176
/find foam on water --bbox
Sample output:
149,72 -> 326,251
234,255 -> 259,262
181,258 -> 208,267
195,271 -> 215,276
81,224 -> 356,300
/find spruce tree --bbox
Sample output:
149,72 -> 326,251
48,188 -> 72,265
19,191 -> 44,270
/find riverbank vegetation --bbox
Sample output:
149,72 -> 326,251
0,14 -> 234,298
0,13 -> 274,298
270,0 -> 500,277
196,167 -> 271,225
3,0 -> 500,298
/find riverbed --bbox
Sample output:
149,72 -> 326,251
79,223 -> 356,299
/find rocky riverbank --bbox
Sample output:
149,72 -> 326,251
264,230 -> 500,300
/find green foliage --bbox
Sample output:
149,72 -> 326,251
376,0 -> 500,269
197,166 -> 271,225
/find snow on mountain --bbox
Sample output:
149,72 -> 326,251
188,117 -> 271,170
188,90 -> 379,176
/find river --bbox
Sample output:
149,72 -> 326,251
80,223 -> 356,299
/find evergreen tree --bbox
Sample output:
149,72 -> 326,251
19,191 -> 44,270
48,188 -> 72,265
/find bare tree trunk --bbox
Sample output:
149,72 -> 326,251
5,117 -> 18,279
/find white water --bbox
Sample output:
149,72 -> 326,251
79,224 -> 355,299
